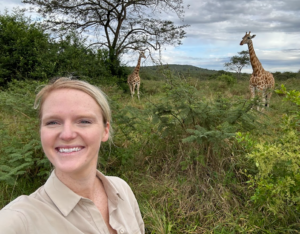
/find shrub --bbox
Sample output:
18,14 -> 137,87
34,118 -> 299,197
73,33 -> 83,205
0,80 -> 50,186
0,11 -> 50,85
246,85 -> 300,215
217,74 -> 236,87
247,126 -> 300,215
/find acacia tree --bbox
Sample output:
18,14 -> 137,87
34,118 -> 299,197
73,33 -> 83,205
224,50 -> 250,79
22,0 -> 189,76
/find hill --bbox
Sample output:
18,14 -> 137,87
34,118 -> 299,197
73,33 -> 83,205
128,64 -> 219,80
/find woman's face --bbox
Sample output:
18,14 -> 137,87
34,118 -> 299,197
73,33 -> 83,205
40,88 -> 109,178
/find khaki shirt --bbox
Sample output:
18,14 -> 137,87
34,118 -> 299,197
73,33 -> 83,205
0,171 -> 144,234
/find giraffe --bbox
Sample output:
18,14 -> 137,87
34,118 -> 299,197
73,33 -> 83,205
127,51 -> 146,99
240,31 -> 275,110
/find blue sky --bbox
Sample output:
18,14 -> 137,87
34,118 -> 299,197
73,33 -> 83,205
1,0 -> 300,73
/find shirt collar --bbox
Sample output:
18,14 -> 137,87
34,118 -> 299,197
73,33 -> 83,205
44,170 -> 122,217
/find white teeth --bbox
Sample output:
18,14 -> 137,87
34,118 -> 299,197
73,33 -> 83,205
58,147 -> 81,153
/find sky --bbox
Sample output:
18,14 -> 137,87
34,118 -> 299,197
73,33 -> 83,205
1,0 -> 300,73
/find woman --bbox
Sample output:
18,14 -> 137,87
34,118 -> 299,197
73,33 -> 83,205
0,77 -> 145,234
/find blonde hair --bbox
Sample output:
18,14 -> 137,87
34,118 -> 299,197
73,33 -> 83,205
34,77 -> 113,141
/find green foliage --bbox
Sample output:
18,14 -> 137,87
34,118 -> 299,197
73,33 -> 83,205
209,70 -> 235,80
247,127 -> 300,215
0,11 -> 50,85
49,33 -> 112,83
0,80 -> 51,186
273,71 -> 298,81
246,85 -> 300,216
0,11 -> 114,86
146,77 -> 257,172
275,84 -> 300,126
235,132 -> 257,153
276,84 -> 300,106
217,74 -> 236,87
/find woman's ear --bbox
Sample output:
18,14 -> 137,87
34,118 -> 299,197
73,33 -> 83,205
101,122 -> 110,142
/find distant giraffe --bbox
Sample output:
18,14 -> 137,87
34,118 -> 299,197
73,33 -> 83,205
240,31 -> 275,110
127,51 -> 146,99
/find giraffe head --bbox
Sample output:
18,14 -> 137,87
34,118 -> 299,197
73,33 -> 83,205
240,31 -> 256,46
139,51 -> 146,59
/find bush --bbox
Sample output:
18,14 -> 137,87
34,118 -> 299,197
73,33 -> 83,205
0,11 -> 114,86
0,11 -> 50,85
246,85 -> 300,215
217,74 -> 236,87
0,80 -> 50,186
50,33 -> 112,83
247,125 -> 300,215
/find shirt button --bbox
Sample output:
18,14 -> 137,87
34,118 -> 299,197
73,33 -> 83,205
119,229 -> 125,234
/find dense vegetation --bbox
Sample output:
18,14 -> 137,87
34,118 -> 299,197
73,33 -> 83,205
0,11 -> 127,87
1,11 -> 300,233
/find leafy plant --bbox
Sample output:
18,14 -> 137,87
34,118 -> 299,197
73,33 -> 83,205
246,85 -> 300,216
247,126 -> 300,215
0,80 -> 50,186
217,74 -> 236,87
0,11 -> 50,85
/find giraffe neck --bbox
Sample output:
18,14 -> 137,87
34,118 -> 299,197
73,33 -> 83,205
133,55 -> 142,74
247,41 -> 264,74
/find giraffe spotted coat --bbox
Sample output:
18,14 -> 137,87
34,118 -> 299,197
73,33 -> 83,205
240,31 -> 275,109
127,51 -> 146,99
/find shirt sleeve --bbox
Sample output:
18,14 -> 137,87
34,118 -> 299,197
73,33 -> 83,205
0,209 -> 28,234
122,181 -> 145,234
133,197 -> 145,234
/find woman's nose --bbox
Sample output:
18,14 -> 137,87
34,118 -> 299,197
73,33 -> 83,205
59,123 -> 77,140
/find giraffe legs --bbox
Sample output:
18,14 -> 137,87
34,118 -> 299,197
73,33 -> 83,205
250,84 -> 273,111
260,89 -> 273,109
128,82 -> 140,99
129,82 -> 140,99
249,85 -> 257,109
128,83 -> 134,98
137,82 -> 140,100
261,90 -> 267,110
265,89 -> 273,108
250,85 -> 264,111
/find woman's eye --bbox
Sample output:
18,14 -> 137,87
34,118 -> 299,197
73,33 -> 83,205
46,121 -> 58,125
79,120 -> 91,124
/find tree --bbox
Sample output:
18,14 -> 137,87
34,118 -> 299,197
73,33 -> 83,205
0,11 -> 112,86
224,50 -> 250,79
23,0 -> 189,76
0,10 -> 50,85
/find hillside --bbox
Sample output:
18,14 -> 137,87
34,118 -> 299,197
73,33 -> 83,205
140,64 -> 218,74
128,64 -> 219,80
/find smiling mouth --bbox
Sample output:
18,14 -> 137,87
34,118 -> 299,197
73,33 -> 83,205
57,147 -> 83,153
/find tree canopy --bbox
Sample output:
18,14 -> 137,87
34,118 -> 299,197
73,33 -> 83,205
0,11 -> 114,86
23,0 -> 189,72
0,11 -> 49,85
224,50 -> 250,78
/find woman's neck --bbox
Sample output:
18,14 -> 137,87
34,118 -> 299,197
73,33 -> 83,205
55,169 -> 101,200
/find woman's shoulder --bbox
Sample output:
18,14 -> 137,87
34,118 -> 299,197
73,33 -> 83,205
105,175 -> 136,196
0,195 -> 35,233
1,195 -> 44,214
106,175 -> 128,185
106,175 -> 135,191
